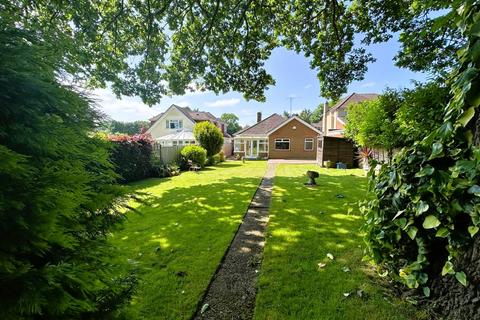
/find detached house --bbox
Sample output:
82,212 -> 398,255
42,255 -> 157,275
233,112 -> 321,160
234,92 -> 378,166
147,104 -> 232,153
320,93 -> 379,137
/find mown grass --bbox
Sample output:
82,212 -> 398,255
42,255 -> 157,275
254,164 -> 424,320
109,161 -> 267,319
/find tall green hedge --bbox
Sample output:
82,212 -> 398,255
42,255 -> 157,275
108,134 -> 154,183
0,29 -> 134,318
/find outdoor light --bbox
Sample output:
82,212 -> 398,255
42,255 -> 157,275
292,126 -> 296,129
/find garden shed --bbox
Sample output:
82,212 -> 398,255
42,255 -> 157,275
317,135 -> 355,168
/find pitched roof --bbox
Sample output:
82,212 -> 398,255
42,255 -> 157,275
267,116 -> 322,135
234,113 -> 286,136
150,105 -> 225,125
328,93 -> 379,113
149,104 -> 230,137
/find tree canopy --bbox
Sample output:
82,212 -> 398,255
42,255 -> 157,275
344,82 -> 451,151
220,113 -> 242,135
102,120 -> 150,135
3,1 -> 463,104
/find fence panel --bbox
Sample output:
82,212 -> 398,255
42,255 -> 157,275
152,143 -> 185,164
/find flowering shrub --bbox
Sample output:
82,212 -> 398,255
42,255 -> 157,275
108,133 -> 154,182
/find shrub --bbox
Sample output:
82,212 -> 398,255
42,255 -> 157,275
108,133 -> 154,183
218,151 -> 225,162
180,145 -> 207,167
0,28 -> 133,318
193,122 -> 224,157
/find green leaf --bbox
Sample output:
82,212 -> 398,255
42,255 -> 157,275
422,287 -> 430,297
441,261 -> 455,276
455,271 -> 467,286
457,107 -> 475,127
415,165 -> 434,177
468,226 -> 479,237
416,201 -> 429,215
423,215 -> 441,229
406,226 -> 418,240
435,227 -> 449,238
429,142 -> 443,159
438,121 -> 453,138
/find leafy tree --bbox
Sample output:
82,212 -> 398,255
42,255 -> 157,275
395,82 -> 451,145
344,92 -> 403,158
311,104 -> 324,123
298,109 -> 313,123
220,113 -> 242,135
193,122 -> 224,157
345,83 -> 450,152
103,120 -> 150,135
0,28 -> 134,318
4,1 -> 461,104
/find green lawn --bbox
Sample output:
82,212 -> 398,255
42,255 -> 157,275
110,161 -> 267,319
254,165 -> 423,320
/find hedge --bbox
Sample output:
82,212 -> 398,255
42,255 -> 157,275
108,133 -> 154,182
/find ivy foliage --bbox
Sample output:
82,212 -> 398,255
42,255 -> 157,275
0,29 -> 134,318
361,0 -> 480,293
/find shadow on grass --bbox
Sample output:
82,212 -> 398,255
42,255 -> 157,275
111,172 -> 265,320
254,167 -> 418,320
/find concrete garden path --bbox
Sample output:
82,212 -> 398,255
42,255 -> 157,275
193,163 -> 276,320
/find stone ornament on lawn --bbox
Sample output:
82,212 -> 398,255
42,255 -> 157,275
305,170 -> 319,186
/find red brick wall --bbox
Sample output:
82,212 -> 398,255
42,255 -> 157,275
268,119 -> 318,159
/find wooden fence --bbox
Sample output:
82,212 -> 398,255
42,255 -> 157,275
152,143 -> 185,165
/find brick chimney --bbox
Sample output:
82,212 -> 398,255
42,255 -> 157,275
257,112 -> 262,123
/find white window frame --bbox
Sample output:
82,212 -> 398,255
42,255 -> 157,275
274,138 -> 290,150
234,139 -> 244,152
166,119 -> 183,129
304,138 -> 314,151
258,139 -> 268,153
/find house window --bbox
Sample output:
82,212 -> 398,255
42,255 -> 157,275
234,139 -> 244,152
258,139 -> 268,152
275,138 -> 290,150
304,138 -> 314,151
166,119 -> 183,129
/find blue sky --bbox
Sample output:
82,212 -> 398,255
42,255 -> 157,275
94,37 -> 427,126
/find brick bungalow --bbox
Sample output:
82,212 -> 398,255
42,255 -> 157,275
233,113 -> 321,160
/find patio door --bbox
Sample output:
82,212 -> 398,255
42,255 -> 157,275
245,140 -> 258,158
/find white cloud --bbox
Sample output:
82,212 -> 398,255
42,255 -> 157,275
304,84 -> 312,89
205,98 -> 241,108
359,81 -> 376,88
91,88 -> 160,122
240,108 -> 256,116
173,100 -> 191,108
